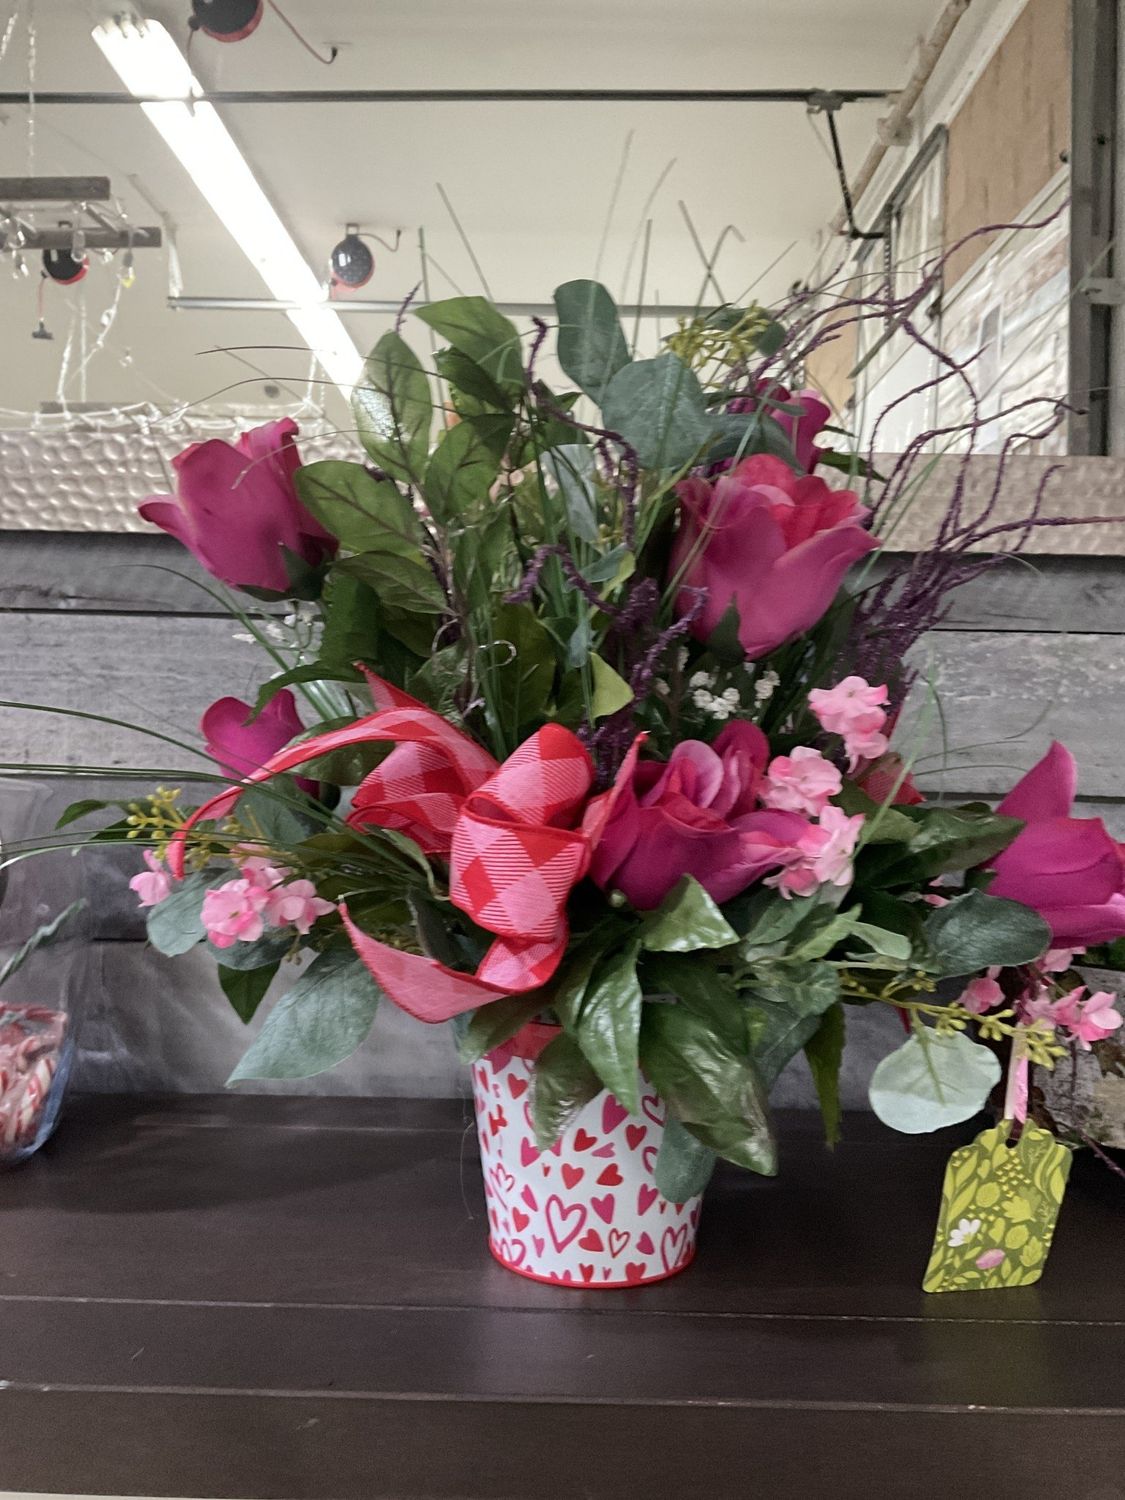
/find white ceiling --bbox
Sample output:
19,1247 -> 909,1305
0,0 -> 952,422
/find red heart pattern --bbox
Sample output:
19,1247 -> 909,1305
474,1043 -> 702,1288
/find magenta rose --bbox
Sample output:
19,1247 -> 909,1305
671,454 -> 878,660
589,721 -> 809,910
988,741 -> 1125,947
730,384 -> 832,473
202,690 -> 316,794
140,417 -> 336,594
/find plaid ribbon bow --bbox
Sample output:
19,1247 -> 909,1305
169,673 -> 641,1022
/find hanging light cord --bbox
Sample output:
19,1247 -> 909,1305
267,1 -> 337,65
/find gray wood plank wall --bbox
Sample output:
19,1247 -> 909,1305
1,531 -> 1121,1107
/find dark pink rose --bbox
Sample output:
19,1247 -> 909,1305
671,454 -> 877,660
989,741 -> 1125,946
202,690 -> 316,793
590,721 -> 809,910
140,418 -> 336,593
730,384 -> 832,473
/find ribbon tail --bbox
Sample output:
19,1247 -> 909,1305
341,904 -> 509,1022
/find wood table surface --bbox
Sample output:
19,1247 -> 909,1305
2,1094 -> 1124,1499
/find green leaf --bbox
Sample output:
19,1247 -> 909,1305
706,412 -> 799,467
869,1029 -> 1001,1133
640,953 -> 746,1053
146,872 -> 224,957
319,571 -> 382,669
434,347 -> 512,414
925,890 -> 1052,978
574,946 -> 643,1114
869,808 -> 1024,884
554,279 -> 631,402
252,661 -> 363,718
336,550 -> 446,615
55,798 -> 112,829
0,898 -> 87,989
640,1002 -> 776,1175
487,602 -> 557,729
588,654 -> 633,721
228,949 -> 383,1082
206,929 -> 294,971
541,443 -> 598,543
416,296 -> 524,387
239,783 -> 321,849
529,1030 -> 602,1148
458,994 -> 546,1063
642,876 -> 740,952
424,414 -> 512,523
848,920 -> 914,964
654,1115 -> 717,1201
600,353 -> 711,470
804,1002 -> 845,1147
743,960 -> 840,1089
352,331 -> 432,482
218,961 -> 280,1024
295,462 -> 424,556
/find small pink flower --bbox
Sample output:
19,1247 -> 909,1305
975,1248 -> 1006,1271
1055,988 -> 1123,1050
767,805 -> 864,898
1042,947 -> 1083,973
959,976 -> 1004,1015
241,856 -> 291,891
762,746 -> 842,816
202,878 -> 271,949
129,850 -> 172,909
264,879 -> 335,935
808,676 -> 890,771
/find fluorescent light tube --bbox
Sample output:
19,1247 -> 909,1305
92,15 -> 362,394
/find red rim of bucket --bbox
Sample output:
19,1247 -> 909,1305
488,1238 -> 697,1289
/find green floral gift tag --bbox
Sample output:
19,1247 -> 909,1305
923,1120 -> 1072,1293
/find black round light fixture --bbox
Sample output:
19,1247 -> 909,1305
41,248 -> 88,286
329,226 -> 375,289
188,0 -> 264,42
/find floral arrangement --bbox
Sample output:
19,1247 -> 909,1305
44,276 -> 1125,1285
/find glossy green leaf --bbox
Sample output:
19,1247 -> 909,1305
642,876 -> 740,953
336,550 -> 446,615
554,279 -> 631,402
487,602 -> 557,729
218,961 -> 280,1024
869,1029 -> 1001,1133
458,993 -> 547,1064
352,331 -> 432,482
925,890 -> 1052,978
574,946 -> 643,1114
295,462 -> 424,556
743,960 -> 841,1089
239,784 -> 321,849
640,952 -> 745,1053
435,347 -> 512,414
416,296 -> 524,387
654,1115 -> 717,1201
55,798 -> 112,829
424,413 -> 512,523
640,1002 -> 776,1175
529,1030 -> 602,1148
600,353 -> 711,470
804,1002 -> 845,1147
228,949 -> 383,1082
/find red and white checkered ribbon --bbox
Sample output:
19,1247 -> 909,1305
169,674 -> 643,1022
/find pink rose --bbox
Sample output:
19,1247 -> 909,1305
988,742 -> 1125,947
762,745 -> 842,816
202,878 -> 270,948
590,721 -> 809,910
729,384 -> 832,472
129,850 -> 172,909
139,417 -> 336,593
672,455 -> 877,660
202,690 -> 316,794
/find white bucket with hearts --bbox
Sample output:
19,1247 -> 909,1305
472,1023 -> 702,1287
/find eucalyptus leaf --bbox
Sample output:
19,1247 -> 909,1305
654,1115 -> 718,1201
228,949 -> 383,1082
642,876 -> 740,953
554,279 -> 631,402
206,929 -> 294,972
925,890 -> 1052,978
706,412 -> 799,467
529,1030 -> 602,1149
869,1029 -> 1001,1133
352,331 -> 432,482
146,872 -> 228,957
600,353 -> 711,470
542,443 -> 598,543
640,1002 -> 776,1175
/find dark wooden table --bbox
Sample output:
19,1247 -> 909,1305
2,1094 -> 1124,1499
